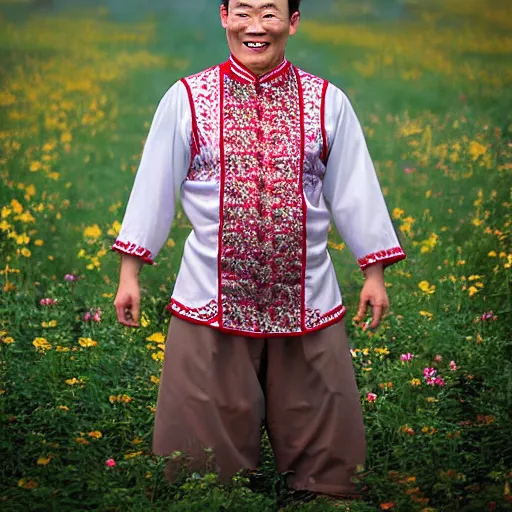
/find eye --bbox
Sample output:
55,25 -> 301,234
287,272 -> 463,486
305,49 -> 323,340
263,14 -> 276,18
236,13 -> 249,18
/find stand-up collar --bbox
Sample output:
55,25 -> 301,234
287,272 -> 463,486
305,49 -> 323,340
225,54 -> 291,85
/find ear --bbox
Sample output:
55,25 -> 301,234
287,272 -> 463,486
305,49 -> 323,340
289,11 -> 300,36
220,4 -> 229,29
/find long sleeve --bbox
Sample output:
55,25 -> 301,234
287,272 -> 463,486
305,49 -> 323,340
323,84 -> 406,270
112,81 -> 191,264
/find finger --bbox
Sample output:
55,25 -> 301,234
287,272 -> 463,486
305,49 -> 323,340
115,302 -> 138,328
131,298 -> 140,326
356,297 -> 368,323
370,304 -> 384,329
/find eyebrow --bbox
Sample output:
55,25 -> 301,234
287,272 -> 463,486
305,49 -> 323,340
234,2 -> 279,9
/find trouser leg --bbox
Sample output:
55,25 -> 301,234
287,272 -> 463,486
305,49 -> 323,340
265,319 -> 367,497
152,316 -> 265,480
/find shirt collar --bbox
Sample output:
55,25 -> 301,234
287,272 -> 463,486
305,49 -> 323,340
225,54 -> 291,85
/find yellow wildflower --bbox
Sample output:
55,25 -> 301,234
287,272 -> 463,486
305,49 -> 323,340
56,346 -> 70,352
146,332 -> 165,343
29,161 -> 42,172
83,224 -> 102,239
18,478 -> 38,489
88,431 -> 103,439
418,281 -> 436,294
75,437 -> 89,445
61,132 -> 73,143
33,337 -> 52,351
150,375 -> 160,385
410,379 -> 421,386
11,199 -> 23,214
488,251 -> 497,257
34,239 -> 44,247
65,378 -> 80,386
37,455 -> 53,466
468,286 -> 479,297
107,220 -> 121,237
0,220 -> 11,232
2,336 -> 15,344
58,406 -> 70,411
124,451 -> 143,459
1,206 -> 11,218
41,320 -> 57,328
152,351 -> 165,362
78,337 -> 98,348
14,233 -> 30,245
419,311 -> 433,319
469,141 -> 487,161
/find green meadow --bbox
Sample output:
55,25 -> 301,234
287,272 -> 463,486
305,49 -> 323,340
0,0 -> 511,510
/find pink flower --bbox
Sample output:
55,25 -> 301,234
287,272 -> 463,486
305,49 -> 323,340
105,459 -> 116,467
64,274 -> 78,282
400,353 -> 414,362
40,298 -> 57,306
404,167 -> 417,175
366,392 -> 377,402
84,308 -> 102,323
434,376 -> 446,386
449,361 -> 457,371
434,354 -> 443,362
424,367 -> 437,380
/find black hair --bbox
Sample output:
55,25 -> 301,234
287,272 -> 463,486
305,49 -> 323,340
221,0 -> 301,16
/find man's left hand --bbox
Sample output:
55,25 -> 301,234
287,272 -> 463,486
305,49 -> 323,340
355,263 -> 389,330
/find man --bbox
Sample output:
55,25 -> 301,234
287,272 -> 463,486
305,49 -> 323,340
112,0 -> 406,501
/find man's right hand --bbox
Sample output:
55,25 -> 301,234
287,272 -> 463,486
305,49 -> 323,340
114,255 -> 143,327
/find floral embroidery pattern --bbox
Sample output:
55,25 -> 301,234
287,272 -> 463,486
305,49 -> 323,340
358,246 -> 407,270
168,299 -> 218,323
298,70 -> 327,208
220,69 -> 304,334
182,67 -> 221,182
112,240 -> 153,264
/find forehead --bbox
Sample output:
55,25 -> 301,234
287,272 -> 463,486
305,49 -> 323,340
230,0 -> 288,10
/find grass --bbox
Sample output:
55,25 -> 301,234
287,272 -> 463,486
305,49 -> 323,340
0,0 -> 511,510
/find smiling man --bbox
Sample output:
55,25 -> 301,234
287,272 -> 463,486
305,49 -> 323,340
112,0 -> 406,503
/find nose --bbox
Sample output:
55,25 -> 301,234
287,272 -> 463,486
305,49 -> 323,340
246,18 -> 265,34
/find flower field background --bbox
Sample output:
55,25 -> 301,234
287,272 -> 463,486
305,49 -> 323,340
0,0 -> 511,510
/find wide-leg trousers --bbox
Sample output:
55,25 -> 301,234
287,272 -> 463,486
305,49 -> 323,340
152,315 -> 367,497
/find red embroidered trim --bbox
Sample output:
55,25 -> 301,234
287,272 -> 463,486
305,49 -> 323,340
320,79 -> 329,163
305,304 -> 346,330
168,298 -> 218,323
227,54 -> 291,85
295,66 -> 308,332
168,301 -> 347,338
112,240 -> 154,264
218,66 -> 226,330
180,78 -> 200,159
358,247 -> 406,270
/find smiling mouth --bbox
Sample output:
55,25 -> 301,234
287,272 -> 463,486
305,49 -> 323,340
244,42 -> 270,49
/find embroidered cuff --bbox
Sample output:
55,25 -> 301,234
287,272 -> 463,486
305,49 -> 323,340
358,247 -> 406,271
112,240 -> 154,265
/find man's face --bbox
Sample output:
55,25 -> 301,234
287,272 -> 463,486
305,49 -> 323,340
220,0 -> 300,76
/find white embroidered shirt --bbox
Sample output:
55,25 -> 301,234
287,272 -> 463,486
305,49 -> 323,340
113,56 -> 406,338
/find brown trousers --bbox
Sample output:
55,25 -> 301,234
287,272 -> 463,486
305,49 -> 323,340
152,316 -> 366,497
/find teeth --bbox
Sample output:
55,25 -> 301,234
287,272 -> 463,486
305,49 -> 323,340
246,42 -> 266,48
